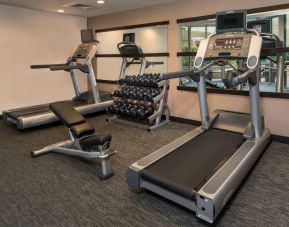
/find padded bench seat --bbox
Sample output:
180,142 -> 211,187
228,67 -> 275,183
80,134 -> 112,148
49,101 -> 112,150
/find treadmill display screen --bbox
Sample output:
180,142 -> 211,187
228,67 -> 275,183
213,37 -> 243,51
217,11 -> 246,33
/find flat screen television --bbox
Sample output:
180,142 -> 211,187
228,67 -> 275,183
81,29 -> 95,43
123,33 -> 135,43
216,10 -> 247,33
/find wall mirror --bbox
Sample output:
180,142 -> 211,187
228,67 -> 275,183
95,24 -> 169,81
178,8 -> 289,94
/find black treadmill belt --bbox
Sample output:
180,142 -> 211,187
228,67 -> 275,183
142,129 -> 244,199
7,105 -> 51,119
6,100 -> 87,120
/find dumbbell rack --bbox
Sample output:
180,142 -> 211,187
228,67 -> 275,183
106,74 -> 170,131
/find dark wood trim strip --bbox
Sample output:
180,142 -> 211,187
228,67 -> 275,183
95,53 -> 169,58
96,79 -> 118,84
177,3 -> 289,24
95,21 -> 169,33
272,134 -> 289,144
177,52 -> 196,57
177,86 -> 289,99
247,3 -> 289,14
170,116 -> 289,144
177,14 -> 215,24
169,116 -> 201,126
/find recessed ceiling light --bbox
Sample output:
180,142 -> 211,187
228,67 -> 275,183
97,0 -> 105,4
57,9 -> 64,13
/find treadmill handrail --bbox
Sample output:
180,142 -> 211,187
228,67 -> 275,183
230,69 -> 257,87
149,61 -> 164,65
117,41 -> 136,48
158,62 -> 214,82
31,63 -> 68,69
50,64 -> 89,73
117,41 -> 144,56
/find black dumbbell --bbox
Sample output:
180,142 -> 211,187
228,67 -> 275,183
143,88 -> 152,101
138,105 -> 154,120
107,105 -> 116,114
129,87 -> 139,99
127,76 -> 133,85
113,89 -> 122,97
124,75 -> 131,84
135,105 -> 145,119
143,76 -> 151,86
122,103 -> 134,117
138,75 -> 146,86
136,89 -> 145,100
147,74 -> 153,86
152,88 -> 161,97
118,75 -> 128,84
144,93 -> 153,101
130,104 -> 140,118
118,102 -> 128,116
134,74 -> 142,85
147,74 -> 156,86
114,100 -> 126,115
114,105 -> 121,115
123,87 -> 132,98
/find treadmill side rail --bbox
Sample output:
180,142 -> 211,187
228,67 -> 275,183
196,129 -> 271,223
142,180 -> 197,211
13,100 -> 113,129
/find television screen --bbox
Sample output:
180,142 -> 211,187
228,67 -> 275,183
123,33 -> 135,43
81,29 -> 94,43
217,11 -> 246,33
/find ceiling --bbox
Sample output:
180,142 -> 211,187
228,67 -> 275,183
0,0 -> 178,17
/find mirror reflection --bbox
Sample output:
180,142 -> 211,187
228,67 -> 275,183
96,25 -> 168,81
179,9 -> 289,93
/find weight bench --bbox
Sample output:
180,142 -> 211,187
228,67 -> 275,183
32,101 -> 115,180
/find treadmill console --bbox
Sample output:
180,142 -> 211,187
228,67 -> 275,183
213,37 -> 243,51
118,42 -> 143,55
72,43 -> 97,60
194,33 -> 262,69
205,34 -> 252,59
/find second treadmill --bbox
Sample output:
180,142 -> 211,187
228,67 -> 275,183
3,29 -> 113,130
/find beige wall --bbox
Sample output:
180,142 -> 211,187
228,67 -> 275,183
0,4 -> 87,112
88,0 -> 289,137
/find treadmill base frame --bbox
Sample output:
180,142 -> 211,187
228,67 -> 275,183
3,100 -> 113,130
127,127 -> 271,223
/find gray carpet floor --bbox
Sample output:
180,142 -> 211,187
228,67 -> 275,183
0,115 -> 288,227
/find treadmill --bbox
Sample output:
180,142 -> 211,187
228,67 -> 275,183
118,42 -> 164,79
127,10 -> 271,223
3,29 -> 113,130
